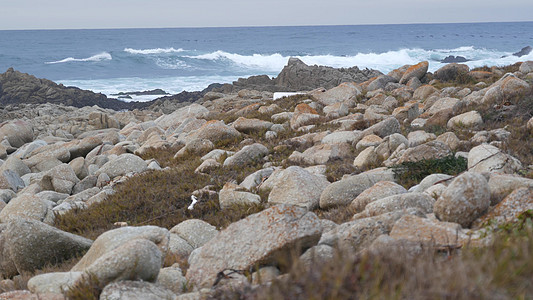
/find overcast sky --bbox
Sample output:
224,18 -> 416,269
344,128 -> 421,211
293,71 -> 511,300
1,0 -> 532,30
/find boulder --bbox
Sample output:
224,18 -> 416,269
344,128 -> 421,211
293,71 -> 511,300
390,215 -> 471,247
289,143 -> 352,165
353,146 -> 378,169
194,158 -> 221,174
367,75 -> 397,91
218,182 -> 261,209
0,120 -> 34,148
80,239 -> 162,286
3,218 -> 92,275
0,170 -> 25,192
95,153 -> 148,178
397,141 -> 452,164
311,82 -> 362,106
447,110 -> 483,129
319,170 -> 394,209
519,61 -> 533,74
399,61 -> 429,84
156,265 -> 187,295
413,85 -> 439,100
239,167 -> 275,191
434,172 -> 490,228
169,219 -> 218,249
27,272 -> 83,295
361,192 -> 435,217
407,130 -> 436,147
434,63 -> 469,82
0,156 -> 30,177
488,174 -> 533,205
362,117 -> 401,138
472,187 -> 533,229
184,120 -> 241,145
321,131 -> 359,145
155,104 -> 209,129
71,226 -> 169,271
223,143 -> 269,168
468,144 -> 522,174
233,117 -> 273,134
319,209 -> 423,252
266,166 -> 330,210
186,204 -> 322,288
99,281 -> 178,300
350,181 -> 407,212
0,194 -> 54,224
40,164 -> 80,194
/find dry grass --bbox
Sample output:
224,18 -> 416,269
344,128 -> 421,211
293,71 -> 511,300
55,149 -> 267,240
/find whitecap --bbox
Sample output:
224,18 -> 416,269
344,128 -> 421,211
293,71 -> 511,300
124,47 -> 185,55
45,52 -> 112,64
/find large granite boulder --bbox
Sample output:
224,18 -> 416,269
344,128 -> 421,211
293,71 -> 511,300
2,218 -> 92,276
434,172 -> 490,228
0,119 -> 34,148
186,204 -> 322,288
223,143 -> 269,168
95,153 -> 148,179
71,225 -> 170,271
265,166 -> 330,210
0,194 -> 55,224
468,144 -> 522,174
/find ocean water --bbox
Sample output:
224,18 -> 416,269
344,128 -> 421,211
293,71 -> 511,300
1,22 -> 532,101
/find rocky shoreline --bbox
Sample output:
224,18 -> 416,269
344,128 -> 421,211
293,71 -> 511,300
0,58 -> 532,299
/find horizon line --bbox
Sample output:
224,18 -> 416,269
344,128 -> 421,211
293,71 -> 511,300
1,20 -> 533,32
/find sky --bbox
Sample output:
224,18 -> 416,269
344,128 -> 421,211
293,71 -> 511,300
1,0 -> 532,30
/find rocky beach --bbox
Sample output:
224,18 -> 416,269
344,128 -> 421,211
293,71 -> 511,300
0,57 -> 532,299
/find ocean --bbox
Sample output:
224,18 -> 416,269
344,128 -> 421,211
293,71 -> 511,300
1,22 -> 532,102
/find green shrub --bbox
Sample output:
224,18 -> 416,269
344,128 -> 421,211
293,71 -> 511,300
390,155 -> 468,188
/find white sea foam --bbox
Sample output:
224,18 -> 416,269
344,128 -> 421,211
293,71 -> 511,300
58,74 -> 254,102
124,47 -> 185,55
45,52 -> 112,64
183,47 -> 533,73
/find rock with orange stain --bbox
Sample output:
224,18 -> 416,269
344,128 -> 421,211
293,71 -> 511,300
399,61 -> 429,84
387,64 -> 411,82
186,204 -> 323,288
472,187 -> 533,229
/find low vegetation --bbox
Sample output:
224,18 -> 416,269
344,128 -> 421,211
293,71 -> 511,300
390,155 -> 468,188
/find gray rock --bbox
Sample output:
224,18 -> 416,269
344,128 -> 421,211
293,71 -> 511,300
0,119 -> 34,148
35,190 -> 69,203
81,239 -> 162,286
350,181 -> 407,212
239,167 -> 275,191
223,143 -> 268,168
298,244 -> 336,269
488,174 -> 533,205
0,194 -> 54,224
168,234 -> 194,262
0,170 -> 25,192
397,141 -> 452,164
170,219 -> 218,249
367,75 -> 397,91
0,189 -> 16,203
218,182 -> 261,209
72,225 -> 170,271
434,172 -> 490,228
468,144 -> 522,174
156,265 -> 187,296
95,153 -> 148,179
319,170 -> 393,209
27,272 -> 83,294
362,192 -> 435,217
266,166 -> 330,210
186,204 -> 322,288
3,218 -> 92,276
0,156 -> 30,177
39,164 -> 80,194
362,117 -> 401,138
